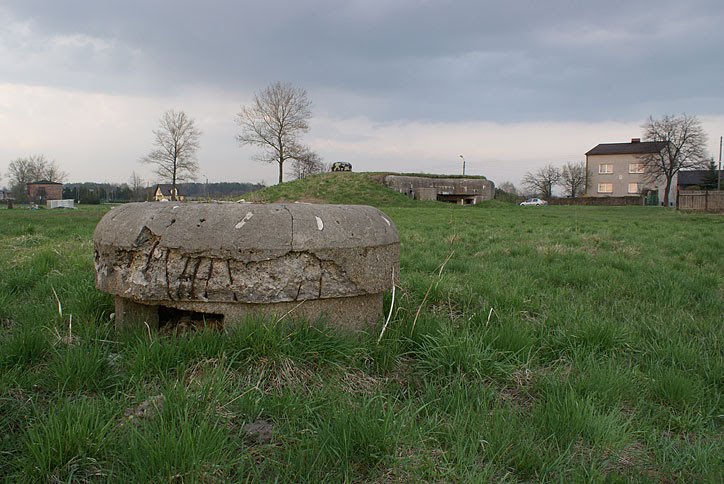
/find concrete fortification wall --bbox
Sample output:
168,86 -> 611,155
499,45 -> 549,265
384,175 -> 494,204
94,202 -> 400,330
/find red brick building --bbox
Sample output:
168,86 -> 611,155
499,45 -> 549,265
27,181 -> 63,204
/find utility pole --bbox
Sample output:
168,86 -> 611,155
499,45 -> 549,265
459,155 -> 466,176
718,136 -> 722,191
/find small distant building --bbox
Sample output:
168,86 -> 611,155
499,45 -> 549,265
1,189 -> 14,208
27,181 -> 63,204
585,138 -> 675,206
384,175 -> 495,205
153,184 -> 184,201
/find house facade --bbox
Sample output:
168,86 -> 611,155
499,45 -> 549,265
153,184 -> 184,201
585,138 -> 675,206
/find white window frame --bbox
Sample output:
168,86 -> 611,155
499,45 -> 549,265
628,182 -> 639,194
599,164 -> 613,174
598,183 -> 613,193
628,163 -> 645,174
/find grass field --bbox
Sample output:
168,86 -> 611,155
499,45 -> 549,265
0,178 -> 722,482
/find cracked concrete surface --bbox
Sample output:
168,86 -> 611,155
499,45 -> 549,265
94,202 -> 400,330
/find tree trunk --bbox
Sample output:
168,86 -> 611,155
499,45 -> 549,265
172,160 -> 177,201
278,161 -> 283,184
663,177 -> 672,207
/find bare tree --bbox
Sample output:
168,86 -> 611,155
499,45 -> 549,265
7,155 -> 67,202
44,163 -> 67,183
495,181 -> 520,203
640,114 -> 707,206
141,110 -> 201,201
497,181 -> 518,196
288,149 -> 325,180
129,171 -> 146,201
522,164 -> 561,198
235,82 -> 315,184
560,161 -> 587,197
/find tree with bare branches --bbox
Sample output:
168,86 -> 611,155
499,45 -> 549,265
288,149 -> 326,180
522,164 -> 561,198
560,161 -> 588,197
129,171 -> 146,201
640,114 -> 707,206
141,110 -> 201,201
7,154 -> 67,202
235,82 -> 316,184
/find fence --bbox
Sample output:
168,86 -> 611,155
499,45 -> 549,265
678,190 -> 724,212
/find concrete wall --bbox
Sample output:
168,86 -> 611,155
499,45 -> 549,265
384,175 -> 495,203
415,187 -> 438,201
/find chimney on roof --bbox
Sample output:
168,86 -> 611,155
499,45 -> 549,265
631,138 -> 641,143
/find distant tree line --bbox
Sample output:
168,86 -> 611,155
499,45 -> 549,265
181,182 -> 266,198
62,181 -> 266,204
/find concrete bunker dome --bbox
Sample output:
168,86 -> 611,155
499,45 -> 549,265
93,202 -> 400,330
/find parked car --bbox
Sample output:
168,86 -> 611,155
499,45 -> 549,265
520,198 -> 548,206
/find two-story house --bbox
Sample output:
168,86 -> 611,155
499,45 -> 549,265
585,138 -> 674,205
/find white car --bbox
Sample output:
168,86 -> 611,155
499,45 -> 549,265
520,198 -> 548,206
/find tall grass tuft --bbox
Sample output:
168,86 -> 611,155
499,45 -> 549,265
18,398 -> 116,481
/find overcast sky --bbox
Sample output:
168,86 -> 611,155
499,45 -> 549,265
1,0 -> 723,188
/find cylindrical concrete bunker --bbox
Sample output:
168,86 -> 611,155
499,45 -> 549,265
93,202 -> 400,330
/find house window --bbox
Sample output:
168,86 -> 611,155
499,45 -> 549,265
599,164 -> 613,174
629,163 -> 645,174
598,183 -> 613,193
628,182 -> 639,194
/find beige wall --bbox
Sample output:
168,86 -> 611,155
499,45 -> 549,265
585,153 -> 651,197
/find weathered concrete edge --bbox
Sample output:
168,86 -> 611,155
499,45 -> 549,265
115,293 -> 384,331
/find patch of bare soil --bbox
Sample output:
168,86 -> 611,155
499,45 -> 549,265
122,395 -> 165,427
242,419 -> 274,445
498,368 -> 535,410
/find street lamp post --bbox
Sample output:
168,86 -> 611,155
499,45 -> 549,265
459,155 -> 466,176
718,136 -> 722,191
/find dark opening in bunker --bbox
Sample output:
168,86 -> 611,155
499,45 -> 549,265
436,194 -> 477,205
158,306 -> 224,333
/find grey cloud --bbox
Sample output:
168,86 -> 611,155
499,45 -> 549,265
2,0 -> 723,123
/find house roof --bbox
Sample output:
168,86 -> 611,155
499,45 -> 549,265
678,170 -> 724,186
154,184 -> 182,196
586,141 -> 667,156
27,180 -> 63,185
